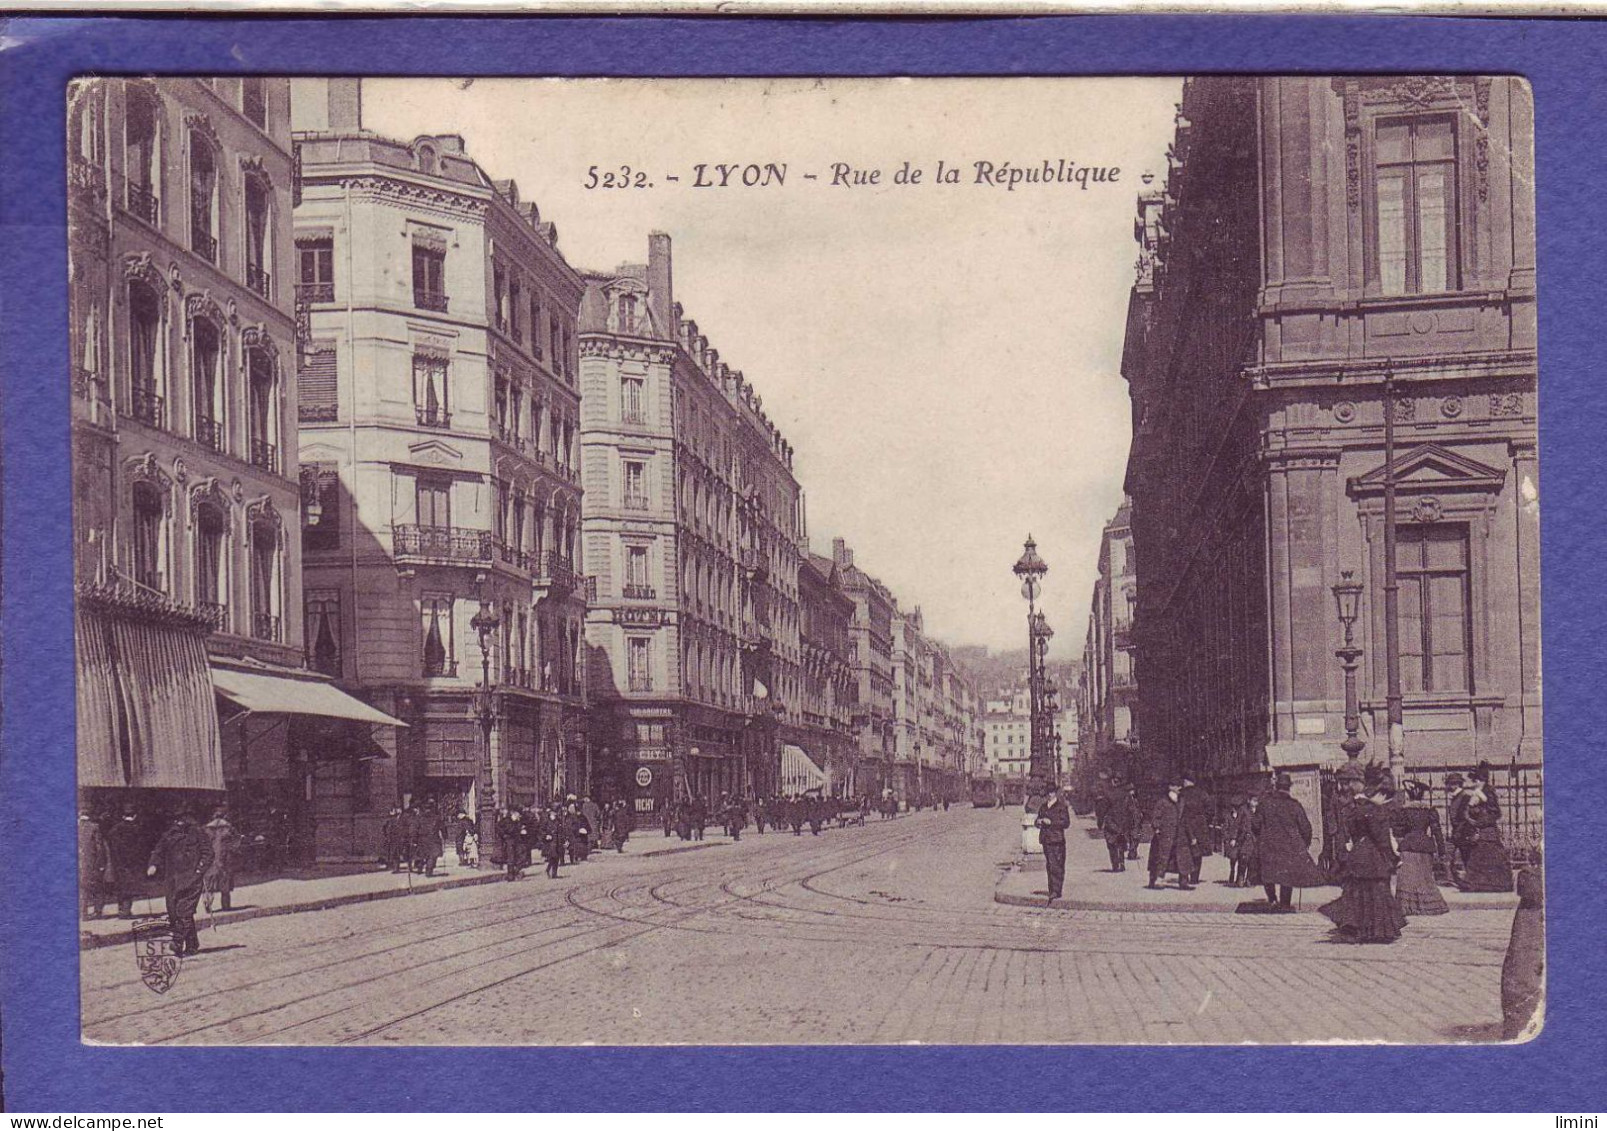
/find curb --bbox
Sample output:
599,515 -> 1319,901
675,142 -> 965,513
993,876 -> 1520,915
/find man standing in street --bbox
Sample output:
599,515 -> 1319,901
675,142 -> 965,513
1147,778 -> 1196,891
105,803 -> 146,919
1099,780 -> 1138,872
1180,773 -> 1211,885
1251,772 -> 1328,911
146,807 -> 214,957
1035,784 -> 1072,902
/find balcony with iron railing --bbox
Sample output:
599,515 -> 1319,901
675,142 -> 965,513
416,405 -> 452,429
197,601 -> 228,632
246,263 -> 271,299
622,494 -> 650,511
123,178 -> 159,225
414,289 -> 450,313
623,583 -> 656,601
192,229 -> 218,264
296,281 -> 334,304
195,415 -> 223,453
299,403 -> 338,423
70,156 -> 106,200
251,612 -> 282,642
250,437 -> 278,473
495,540 -> 537,573
423,657 -> 459,679
128,385 -> 164,429
394,524 -> 494,565
532,551 -> 579,595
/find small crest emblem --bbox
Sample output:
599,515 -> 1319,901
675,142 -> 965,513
132,917 -> 182,995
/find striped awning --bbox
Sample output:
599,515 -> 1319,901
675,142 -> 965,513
781,743 -> 828,794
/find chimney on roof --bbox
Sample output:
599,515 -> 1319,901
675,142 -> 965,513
292,77 -> 363,132
833,537 -> 853,568
647,232 -> 673,340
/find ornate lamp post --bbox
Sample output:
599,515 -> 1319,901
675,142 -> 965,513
1013,536 -> 1054,811
470,585 -> 501,856
1332,570 -> 1366,790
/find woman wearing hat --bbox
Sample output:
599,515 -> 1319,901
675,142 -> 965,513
1394,781 -> 1449,915
1454,765 -> 1514,892
1319,779 -> 1408,943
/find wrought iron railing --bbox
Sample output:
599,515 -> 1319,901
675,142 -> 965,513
296,281 -> 334,304
128,385 -> 164,428
414,289 -> 449,313
423,657 -> 459,678
192,229 -> 218,264
250,438 -> 278,473
195,415 -> 223,452
124,178 -> 159,225
416,405 -> 452,428
394,524 -> 493,563
623,494 -> 650,511
299,403 -> 338,423
623,583 -> 656,600
496,541 -> 536,573
251,612 -> 282,642
533,551 -> 579,593
246,263 -> 271,298
197,601 -> 228,631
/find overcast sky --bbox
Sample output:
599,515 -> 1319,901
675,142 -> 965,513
362,76 -> 1183,658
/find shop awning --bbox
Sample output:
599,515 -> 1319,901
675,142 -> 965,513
781,743 -> 828,793
211,666 -> 406,728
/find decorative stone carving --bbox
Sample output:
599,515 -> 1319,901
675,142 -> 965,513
232,477 -> 245,504
246,497 -> 283,530
185,291 -> 225,327
189,477 -> 232,523
1474,77 -> 1492,204
1412,496 -> 1443,523
1333,401 -> 1357,424
241,324 -> 279,364
1490,392 -> 1524,419
172,456 -> 187,486
239,153 -> 273,189
1440,395 -> 1464,419
126,453 -> 173,508
182,111 -> 221,154
1393,396 -> 1416,423
122,252 -> 167,294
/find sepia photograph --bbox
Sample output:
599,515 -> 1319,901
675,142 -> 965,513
66,73 -> 1541,1047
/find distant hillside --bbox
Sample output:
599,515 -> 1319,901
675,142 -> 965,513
951,645 -> 1081,702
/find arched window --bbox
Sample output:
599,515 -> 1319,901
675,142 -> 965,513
127,281 -> 164,427
191,316 -> 223,451
188,128 -> 218,263
194,502 -> 228,625
416,143 -> 438,176
131,481 -> 166,591
123,84 -> 160,224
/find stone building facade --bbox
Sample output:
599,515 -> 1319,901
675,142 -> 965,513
799,553 -> 859,795
1121,77 -> 1539,841
579,233 -> 807,818
833,537 -> 898,797
1076,498 -> 1148,788
292,80 -> 589,857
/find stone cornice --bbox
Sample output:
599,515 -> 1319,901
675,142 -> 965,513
339,173 -> 489,222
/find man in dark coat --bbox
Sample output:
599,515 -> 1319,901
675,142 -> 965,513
1251,772 -> 1329,910
1035,785 -> 1073,901
79,809 -> 111,919
1147,779 -> 1196,891
1099,782 -> 1139,872
380,807 -> 402,871
497,810 -> 526,881
612,800 -> 632,853
1179,773 -> 1211,885
105,804 -> 147,919
146,809 -> 214,956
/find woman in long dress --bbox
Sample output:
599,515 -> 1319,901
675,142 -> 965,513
1394,780 -> 1449,915
1320,781 -> 1408,943
1455,769 -> 1515,893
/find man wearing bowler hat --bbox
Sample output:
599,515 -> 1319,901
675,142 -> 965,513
1035,784 -> 1072,901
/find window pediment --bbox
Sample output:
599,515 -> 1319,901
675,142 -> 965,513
1347,443 -> 1506,498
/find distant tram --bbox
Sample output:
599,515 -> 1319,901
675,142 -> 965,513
969,777 -> 998,808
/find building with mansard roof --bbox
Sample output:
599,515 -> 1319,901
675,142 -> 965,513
290,79 -> 589,858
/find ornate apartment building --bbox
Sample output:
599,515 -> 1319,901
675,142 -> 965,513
291,80 -> 589,857
579,233 -> 807,816
1076,498 -> 1147,787
70,76 -> 400,862
798,553 -> 858,795
832,537 -> 898,797
1122,77 -> 1538,831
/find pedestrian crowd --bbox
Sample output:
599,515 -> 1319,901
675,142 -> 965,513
1050,761 -> 1519,945
486,795 -> 633,882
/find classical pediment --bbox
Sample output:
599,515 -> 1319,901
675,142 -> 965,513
1348,443 -> 1506,498
406,439 -> 465,467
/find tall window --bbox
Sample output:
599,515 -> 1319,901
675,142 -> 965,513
244,176 -> 271,297
131,482 -> 165,591
249,520 -> 280,641
493,264 -> 509,331
623,460 -> 647,509
241,77 -> 267,130
194,503 -> 226,623
1375,117 -> 1457,296
628,637 -> 652,692
494,374 -> 510,438
421,595 -> 455,677
617,293 -> 638,333
413,354 -> 450,427
412,244 -> 447,311
297,237 -> 334,303
508,276 -> 523,342
302,464 -> 341,552
622,376 -> 645,424
530,295 -> 543,358
416,478 -> 451,529
297,340 -> 338,422
123,85 -> 159,224
306,592 -> 341,677
191,318 -> 223,451
1397,523 -> 1471,693
127,282 -> 164,427
247,349 -> 277,472
189,130 -> 217,263
626,545 -> 650,595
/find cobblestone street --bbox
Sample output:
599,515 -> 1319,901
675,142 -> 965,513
81,808 -> 1515,1046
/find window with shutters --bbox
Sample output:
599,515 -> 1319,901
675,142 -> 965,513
298,340 -> 338,422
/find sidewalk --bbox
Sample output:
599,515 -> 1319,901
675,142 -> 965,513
994,815 -> 1520,914
80,831 -> 730,950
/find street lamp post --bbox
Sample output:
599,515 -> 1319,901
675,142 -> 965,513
1332,570 -> 1366,790
470,585 -> 501,858
1013,536 -> 1054,811
1381,366 -> 1406,781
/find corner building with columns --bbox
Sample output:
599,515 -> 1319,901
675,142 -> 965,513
1121,76 -> 1539,856
579,234 -> 807,820
291,80 -> 590,857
